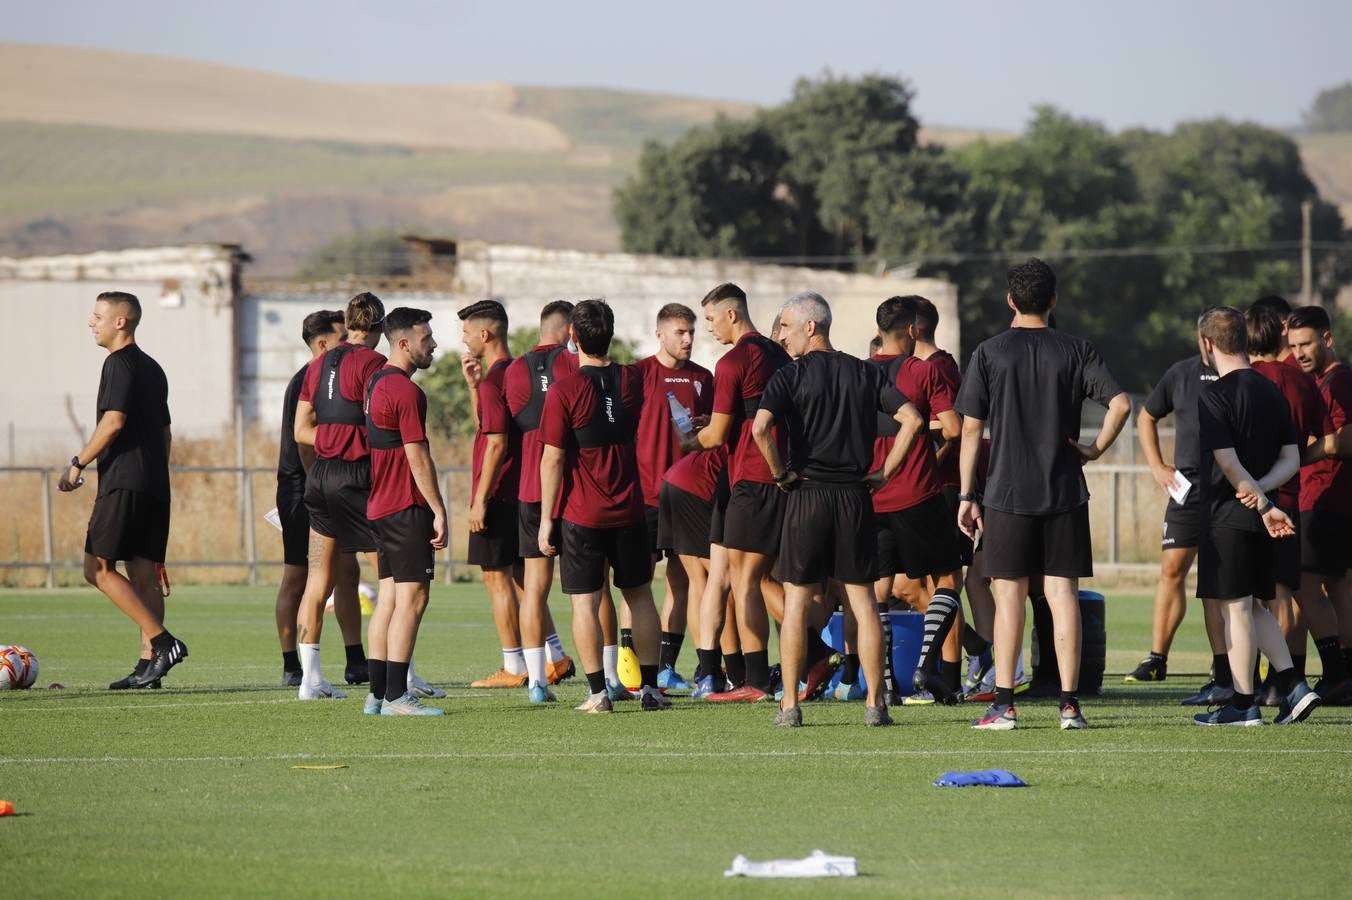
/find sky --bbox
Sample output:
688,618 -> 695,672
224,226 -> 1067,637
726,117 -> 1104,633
4,0 -> 1350,133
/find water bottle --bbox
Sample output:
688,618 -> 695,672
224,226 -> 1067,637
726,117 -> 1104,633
667,391 -> 693,435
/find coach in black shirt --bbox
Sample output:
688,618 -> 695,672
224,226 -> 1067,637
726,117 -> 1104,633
753,291 -> 924,727
955,259 -> 1130,731
58,291 -> 188,688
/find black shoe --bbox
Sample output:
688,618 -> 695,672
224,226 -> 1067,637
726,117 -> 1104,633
282,670 -> 303,687
109,670 -> 140,690
1314,677 -> 1352,706
913,669 -> 961,705
129,637 -> 188,687
1123,655 -> 1167,683
344,659 -> 369,685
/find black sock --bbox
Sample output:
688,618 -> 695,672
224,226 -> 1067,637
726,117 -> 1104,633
1213,654 -> 1234,689
344,643 -> 365,666
1341,646 -> 1352,677
1148,651 -> 1167,664
585,670 -> 606,695
806,628 -> 832,667
918,590 -> 961,673
620,628 -> 634,650
150,631 -> 175,652
996,686 -> 1014,707
133,658 -> 149,676
1233,691 -> 1255,710
385,661 -> 409,702
1291,653 -> 1307,680
1273,666 -> 1300,695
659,632 -> 684,670
1314,637 -> 1344,682
724,652 -> 746,688
639,664 -> 658,690
744,650 -> 770,691
961,624 -> 990,657
696,648 -> 721,685
940,659 -> 961,693
369,659 -> 387,701
282,650 -> 301,673
1059,690 -> 1078,708
840,653 -> 861,685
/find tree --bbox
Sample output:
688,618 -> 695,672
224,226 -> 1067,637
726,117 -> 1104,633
1305,82 -> 1352,132
298,229 -> 411,280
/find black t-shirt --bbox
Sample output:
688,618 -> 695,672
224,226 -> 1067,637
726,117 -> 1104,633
1142,355 -> 1218,493
954,327 -> 1122,515
276,363 -> 308,497
95,344 -> 171,500
760,350 -> 908,483
1198,368 -> 1299,532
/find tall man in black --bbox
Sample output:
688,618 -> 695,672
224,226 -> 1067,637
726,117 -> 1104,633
956,259 -> 1131,731
753,291 -> 924,727
274,310 -> 347,686
59,291 -> 188,688
1191,306 -> 1318,726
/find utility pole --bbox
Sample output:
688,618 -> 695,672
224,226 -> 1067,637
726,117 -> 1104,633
1301,199 -> 1313,306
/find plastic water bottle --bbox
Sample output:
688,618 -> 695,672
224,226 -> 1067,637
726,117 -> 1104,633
667,392 -> 693,435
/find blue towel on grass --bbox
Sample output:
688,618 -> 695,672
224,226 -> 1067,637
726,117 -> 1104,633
933,769 -> 1027,788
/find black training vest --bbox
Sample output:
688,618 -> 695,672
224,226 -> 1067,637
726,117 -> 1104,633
866,355 -> 906,437
573,365 -> 635,448
313,344 -> 366,426
739,334 -> 786,419
512,346 -> 568,433
364,368 -> 406,451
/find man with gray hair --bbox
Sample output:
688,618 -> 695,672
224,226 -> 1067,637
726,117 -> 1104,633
752,291 -> 926,726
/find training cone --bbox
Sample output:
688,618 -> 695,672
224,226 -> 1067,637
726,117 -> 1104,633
0,800 -> 14,817
618,646 -> 642,691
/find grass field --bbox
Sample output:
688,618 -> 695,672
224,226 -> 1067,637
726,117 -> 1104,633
1,584 -> 1349,898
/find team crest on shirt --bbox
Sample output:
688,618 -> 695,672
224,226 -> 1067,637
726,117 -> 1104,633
694,381 -> 703,398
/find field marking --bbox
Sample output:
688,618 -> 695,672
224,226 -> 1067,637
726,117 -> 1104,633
0,693 -> 518,712
2,747 -> 1349,766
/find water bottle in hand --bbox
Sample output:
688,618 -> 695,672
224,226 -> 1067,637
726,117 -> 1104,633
667,391 -> 693,435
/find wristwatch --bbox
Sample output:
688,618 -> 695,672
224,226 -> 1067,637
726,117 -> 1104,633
70,455 -> 87,471
957,492 -> 980,502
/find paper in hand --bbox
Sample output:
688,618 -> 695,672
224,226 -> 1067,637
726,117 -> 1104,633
1167,470 -> 1191,505
263,507 -> 284,532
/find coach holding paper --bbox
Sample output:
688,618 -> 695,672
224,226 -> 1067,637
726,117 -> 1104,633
956,259 -> 1130,731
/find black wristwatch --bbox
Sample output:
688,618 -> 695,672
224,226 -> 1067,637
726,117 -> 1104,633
71,455 -> 87,471
957,492 -> 979,502
1256,497 -> 1272,514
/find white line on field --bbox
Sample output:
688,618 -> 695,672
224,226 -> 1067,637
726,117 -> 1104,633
1,747 -> 1349,766
0,693 -> 519,712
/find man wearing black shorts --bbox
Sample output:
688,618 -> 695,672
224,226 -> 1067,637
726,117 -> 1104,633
293,292 -> 385,699
59,291 -> 187,688
956,259 -> 1131,731
1192,306 -> 1318,725
363,308 -> 450,716
275,310 -> 347,687
538,299 -> 668,712
753,291 -> 924,727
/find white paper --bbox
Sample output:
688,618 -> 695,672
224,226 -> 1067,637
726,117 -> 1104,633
723,850 -> 858,878
1167,470 -> 1191,505
263,507 -> 283,532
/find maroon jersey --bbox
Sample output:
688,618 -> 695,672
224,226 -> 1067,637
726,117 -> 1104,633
539,363 -> 645,528
471,358 -> 521,505
300,344 -> 387,461
869,354 -> 952,513
365,366 -> 429,520
1253,360 -> 1326,511
505,343 -> 579,504
663,445 -> 727,503
711,332 -> 791,486
1282,353 -> 1304,373
635,355 -> 714,508
1300,364 -> 1352,513
924,349 -> 963,488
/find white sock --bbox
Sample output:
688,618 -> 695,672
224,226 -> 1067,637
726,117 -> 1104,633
546,633 -> 566,662
299,643 -> 322,687
503,647 -> 526,675
406,654 -> 418,688
603,644 -> 619,685
524,646 -> 548,689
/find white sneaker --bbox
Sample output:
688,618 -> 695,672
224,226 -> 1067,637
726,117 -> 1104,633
408,673 -> 446,699
298,679 -> 347,700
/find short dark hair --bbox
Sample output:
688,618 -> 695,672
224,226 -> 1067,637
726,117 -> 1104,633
1288,305 -> 1331,334
657,303 -> 696,326
913,296 -> 939,338
868,335 -> 883,356
876,295 -> 919,334
701,282 -> 747,309
1007,258 -> 1057,314
1245,305 -> 1285,357
571,299 -> 614,356
346,292 -> 385,332
457,299 -> 508,326
1198,306 -> 1247,355
540,300 -> 574,324
97,291 -> 142,328
385,306 -> 432,339
301,310 -> 344,347
1251,294 -> 1292,321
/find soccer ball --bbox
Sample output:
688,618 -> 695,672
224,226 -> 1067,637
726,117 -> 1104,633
325,582 -> 378,615
12,646 -> 37,688
0,645 -> 37,690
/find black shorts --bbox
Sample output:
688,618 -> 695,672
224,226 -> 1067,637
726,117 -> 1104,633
1300,509 -> 1351,577
708,467 -> 731,546
1273,505 -> 1300,592
940,485 -> 973,567
722,480 -> 787,556
659,482 -> 712,559
559,520 -> 653,595
518,501 -> 561,561
1197,525 -> 1277,601
278,492 -> 310,567
643,504 -> 670,558
1161,499 -> 1202,551
374,505 -> 436,583
467,499 -> 519,569
875,493 -> 963,580
981,504 -> 1093,579
778,483 -> 876,585
303,457 -> 377,553
85,489 -> 170,563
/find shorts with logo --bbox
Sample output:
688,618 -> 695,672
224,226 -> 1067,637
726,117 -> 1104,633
1197,524 -> 1277,601
518,501 -> 562,561
304,457 -> 377,553
659,482 -> 712,559
467,498 -> 519,568
559,520 -> 654,595
85,489 -> 171,563
277,491 -> 310,567
721,480 -> 787,556
1161,498 -> 1202,551
778,482 -> 876,585
1300,509 -> 1352,577
875,493 -> 963,580
373,505 -> 436,583
981,503 -> 1093,580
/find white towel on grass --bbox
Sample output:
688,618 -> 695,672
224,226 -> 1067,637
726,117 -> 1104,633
723,849 -> 858,878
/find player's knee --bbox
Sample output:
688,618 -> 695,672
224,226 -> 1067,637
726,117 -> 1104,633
82,556 -> 103,586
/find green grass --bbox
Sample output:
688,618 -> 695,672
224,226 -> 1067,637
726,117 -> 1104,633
1,585 -> 1349,898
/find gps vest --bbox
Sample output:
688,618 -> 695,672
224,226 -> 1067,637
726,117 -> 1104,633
364,368 -> 406,451
866,356 -> 906,437
738,334 -> 787,419
513,346 -> 568,433
574,365 -> 636,449
313,344 -> 366,427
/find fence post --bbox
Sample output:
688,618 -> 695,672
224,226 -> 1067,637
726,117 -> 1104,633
243,468 -> 258,587
1109,469 -> 1120,565
40,469 -> 55,589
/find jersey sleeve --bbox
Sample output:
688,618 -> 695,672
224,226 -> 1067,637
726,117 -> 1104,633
1080,342 -> 1123,406
1327,372 -> 1352,431
712,353 -> 742,416
477,376 -> 511,435
923,360 -> 954,415
1198,388 -> 1233,452
757,366 -> 794,420
99,354 -> 135,413
1142,363 -> 1178,420
539,384 -> 571,450
953,348 -> 990,420
299,356 -> 320,403
395,381 -> 428,444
